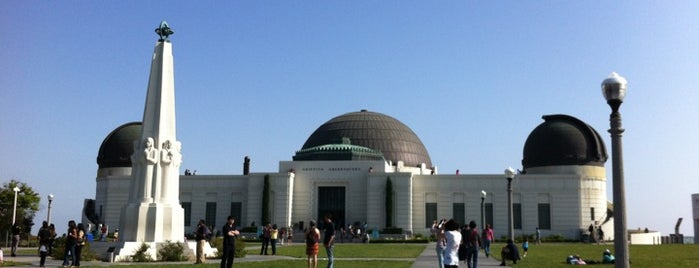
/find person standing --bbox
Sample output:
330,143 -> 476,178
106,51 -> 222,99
62,220 -> 78,267
481,224 -> 493,258
323,215 -> 336,268
443,219 -> 462,268
464,221 -> 481,268
48,224 -> 57,255
305,220 -> 320,268
10,222 -> 21,257
260,224 -> 271,255
270,224 -> 279,255
195,219 -> 210,264
535,227 -> 541,244
74,223 -> 86,267
433,219 -> 446,268
37,221 -> 50,267
220,216 -> 240,268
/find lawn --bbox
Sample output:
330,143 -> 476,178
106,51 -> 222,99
246,243 -> 425,258
490,243 -> 699,267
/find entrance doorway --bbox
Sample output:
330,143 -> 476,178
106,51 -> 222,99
318,186 -> 345,229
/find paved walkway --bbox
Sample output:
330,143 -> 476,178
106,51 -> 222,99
2,244 -> 505,267
411,243 -> 503,268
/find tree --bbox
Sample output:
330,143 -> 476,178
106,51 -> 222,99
262,174 -> 270,225
0,180 -> 40,240
385,176 -> 393,227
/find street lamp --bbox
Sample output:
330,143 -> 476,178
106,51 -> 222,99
602,72 -> 629,268
480,190 -> 487,230
505,167 -> 515,241
47,194 -> 55,225
12,186 -> 20,225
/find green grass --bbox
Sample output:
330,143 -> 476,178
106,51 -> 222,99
247,243 -> 425,258
490,243 -> 699,267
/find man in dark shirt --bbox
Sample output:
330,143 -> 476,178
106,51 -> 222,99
323,214 -> 336,268
220,216 -> 240,268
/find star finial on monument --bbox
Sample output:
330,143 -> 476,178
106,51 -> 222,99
155,20 -> 174,42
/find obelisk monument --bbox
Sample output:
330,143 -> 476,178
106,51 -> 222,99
119,21 -> 185,247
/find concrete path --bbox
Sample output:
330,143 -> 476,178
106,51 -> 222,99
2,244 -> 505,267
411,243 -> 503,268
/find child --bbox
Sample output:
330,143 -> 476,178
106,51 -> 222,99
522,238 -> 529,257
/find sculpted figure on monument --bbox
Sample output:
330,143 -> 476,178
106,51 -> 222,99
142,137 -> 159,201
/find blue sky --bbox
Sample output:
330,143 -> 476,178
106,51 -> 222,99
1,1 -> 698,236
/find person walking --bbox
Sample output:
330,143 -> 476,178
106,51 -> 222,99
323,215 -> 336,268
535,227 -> 541,244
74,223 -> 86,267
220,216 -> 240,268
464,221 -> 481,268
482,224 -> 494,258
195,219 -> 211,264
10,223 -> 21,257
37,221 -> 50,267
305,220 -> 320,268
443,219 -> 462,268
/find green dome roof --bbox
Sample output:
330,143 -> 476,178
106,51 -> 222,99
97,122 -> 142,168
294,138 -> 386,161
522,114 -> 607,170
300,110 -> 432,167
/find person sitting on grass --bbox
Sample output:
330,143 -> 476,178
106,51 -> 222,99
500,239 -> 520,266
602,249 -> 615,264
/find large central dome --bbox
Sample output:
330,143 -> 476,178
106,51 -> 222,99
299,110 -> 432,167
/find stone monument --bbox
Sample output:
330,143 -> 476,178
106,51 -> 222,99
115,21 -> 186,261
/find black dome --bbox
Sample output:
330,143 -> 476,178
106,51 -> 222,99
300,110 -> 432,167
522,115 -> 607,169
97,122 -> 142,169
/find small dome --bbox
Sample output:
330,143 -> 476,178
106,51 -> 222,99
300,110 -> 432,167
97,122 -> 142,169
522,115 -> 607,170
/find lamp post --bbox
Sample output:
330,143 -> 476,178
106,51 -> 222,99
505,167 -> 515,241
47,194 -> 55,225
12,186 -> 20,225
602,72 -> 629,268
480,190 -> 486,230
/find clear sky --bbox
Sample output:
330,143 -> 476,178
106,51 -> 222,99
1,1 -> 698,237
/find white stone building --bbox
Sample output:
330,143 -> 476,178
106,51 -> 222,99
88,110 -> 613,241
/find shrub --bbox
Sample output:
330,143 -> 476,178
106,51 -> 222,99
49,236 -> 96,261
240,226 -> 258,233
381,227 -> 403,234
212,237 -> 247,258
158,240 -> 189,261
131,242 -> 154,262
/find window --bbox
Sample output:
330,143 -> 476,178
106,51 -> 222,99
206,202 -> 217,226
590,207 -> 595,221
425,203 -> 437,228
514,203 -> 522,229
182,202 -> 192,227
485,203 -> 493,228
452,203 -> 465,225
230,202 -> 242,226
538,203 -> 551,230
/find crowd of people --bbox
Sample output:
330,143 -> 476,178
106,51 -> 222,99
430,218 -> 616,267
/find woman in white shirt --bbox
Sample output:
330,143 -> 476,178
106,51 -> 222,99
443,219 -> 462,268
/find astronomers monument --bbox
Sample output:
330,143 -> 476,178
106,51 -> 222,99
116,21 -> 187,260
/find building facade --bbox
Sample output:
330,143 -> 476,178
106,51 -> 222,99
89,110 -> 613,240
